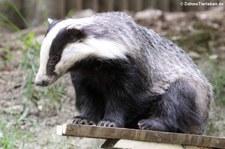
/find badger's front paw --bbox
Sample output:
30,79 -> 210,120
69,116 -> 96,125
138,119 -> 166,131
97,120 -> 117,127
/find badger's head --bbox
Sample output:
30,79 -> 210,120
35,18 -> 127,86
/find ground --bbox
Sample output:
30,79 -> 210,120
0,8 -> 225,149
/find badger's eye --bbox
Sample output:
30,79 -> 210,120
48,55 -> 60,65
52,55 -> 60,62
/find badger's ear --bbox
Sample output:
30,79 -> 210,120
48,18 -> 53,24
66,28 -> 86,39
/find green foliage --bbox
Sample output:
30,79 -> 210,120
0,120 -> 31,149
1,47 -> 14,62
0,13 -> 20,31
207,120 -> 218,135
192,22 -> 217,32
19,32 -> 40,99
211,62 -> 225,106
0,2 -> 29,31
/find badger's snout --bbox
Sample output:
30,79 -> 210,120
35,74 -> 51,86
35,73 -> 59,86
35,79 -> 49,86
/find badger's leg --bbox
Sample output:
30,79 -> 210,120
97,88 -> 150,128
69,73 -> 104,125
70,90 -> 105,125
97,98 -> 126,128
138,79 -> 202,134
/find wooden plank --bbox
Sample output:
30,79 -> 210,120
57,124 -> 225,149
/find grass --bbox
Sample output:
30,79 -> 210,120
0,13 -> 20,32
0,1 -> 28,31
0,119 -> 31,149
19,32 -> 40,98
210,61 -> 225,106
2,47 -> 14,61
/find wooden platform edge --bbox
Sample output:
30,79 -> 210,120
56,124 -> 225,149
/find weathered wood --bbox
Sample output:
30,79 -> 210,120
57,124 -> 225,149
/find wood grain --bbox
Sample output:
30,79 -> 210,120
57,124 -> 225,149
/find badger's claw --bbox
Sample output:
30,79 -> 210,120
69,116 -> 96,125
97,120 -> 117,127
138,119 -> 167,131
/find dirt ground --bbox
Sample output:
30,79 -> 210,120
0,8 -> 225,149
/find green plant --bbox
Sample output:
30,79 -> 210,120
17,32 -> 39,121
2,47 -> 14,61
0,1 -> 29,31
19,32 -> 40,99
0,13 -> 20,31
212,66 -> 225,106
0,119 -> 31,149
207,120 -> 218,135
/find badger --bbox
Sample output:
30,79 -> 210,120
35,12 -> 212,134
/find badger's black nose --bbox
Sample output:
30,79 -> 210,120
35,80 -> 48,86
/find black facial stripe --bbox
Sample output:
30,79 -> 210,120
46,28 -> 86,76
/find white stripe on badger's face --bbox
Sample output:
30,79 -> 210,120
54,38 -> 127,75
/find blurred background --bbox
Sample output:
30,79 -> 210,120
0,0 -> 225,148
